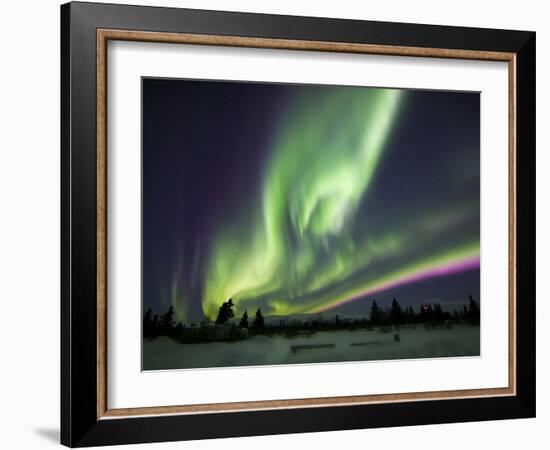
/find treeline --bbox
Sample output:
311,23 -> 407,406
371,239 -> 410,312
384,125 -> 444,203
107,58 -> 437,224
142,298 -> 266,341
215,299 -> 265,330
368,295 -> 480,327
143,295 -> 480,341
143,306 -> 181,339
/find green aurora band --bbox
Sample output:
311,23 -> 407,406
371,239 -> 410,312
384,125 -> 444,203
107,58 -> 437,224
191,86 -> 479,320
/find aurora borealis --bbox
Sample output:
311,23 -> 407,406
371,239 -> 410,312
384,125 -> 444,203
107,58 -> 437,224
143,79 -> 480,323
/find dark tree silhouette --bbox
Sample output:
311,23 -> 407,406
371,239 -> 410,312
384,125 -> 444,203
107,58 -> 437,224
390,298 -> 403,324
467,294 -> 480,323
143,308 -> 154,337
239,310 -> 249,329
215,298 -> 235,324
434,303 -> 442,320
160,305 -> 175,335
253,308 -> 265,330
370,299 -> 382,324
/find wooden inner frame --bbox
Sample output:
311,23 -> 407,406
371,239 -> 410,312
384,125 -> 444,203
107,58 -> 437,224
96,29 -> 517,420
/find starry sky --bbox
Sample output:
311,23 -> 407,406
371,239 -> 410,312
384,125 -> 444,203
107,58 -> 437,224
142,78 -> 480,323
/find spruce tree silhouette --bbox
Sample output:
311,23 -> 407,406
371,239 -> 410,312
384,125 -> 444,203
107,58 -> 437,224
370,299 -> 381,325
253,308 -> 265,330
215,299 -> 235,324
468,294 -> 480,323
160,305 -> 175,335
390,298 -> 402,324
143,308 -> 153,337
239,310 -> 249,329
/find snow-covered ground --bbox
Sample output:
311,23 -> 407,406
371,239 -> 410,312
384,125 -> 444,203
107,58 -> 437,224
143,324 -> 480,370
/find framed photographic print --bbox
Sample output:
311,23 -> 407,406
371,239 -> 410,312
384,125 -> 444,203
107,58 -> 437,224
61,1 -> 536,447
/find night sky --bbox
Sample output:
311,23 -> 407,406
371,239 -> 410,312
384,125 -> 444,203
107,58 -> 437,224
143,78 -> 480,323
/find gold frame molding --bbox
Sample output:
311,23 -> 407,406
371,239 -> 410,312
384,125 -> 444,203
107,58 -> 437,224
96,29 -> 517,420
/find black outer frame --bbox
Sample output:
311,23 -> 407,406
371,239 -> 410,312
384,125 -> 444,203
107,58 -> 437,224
61,1 -> 536,447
